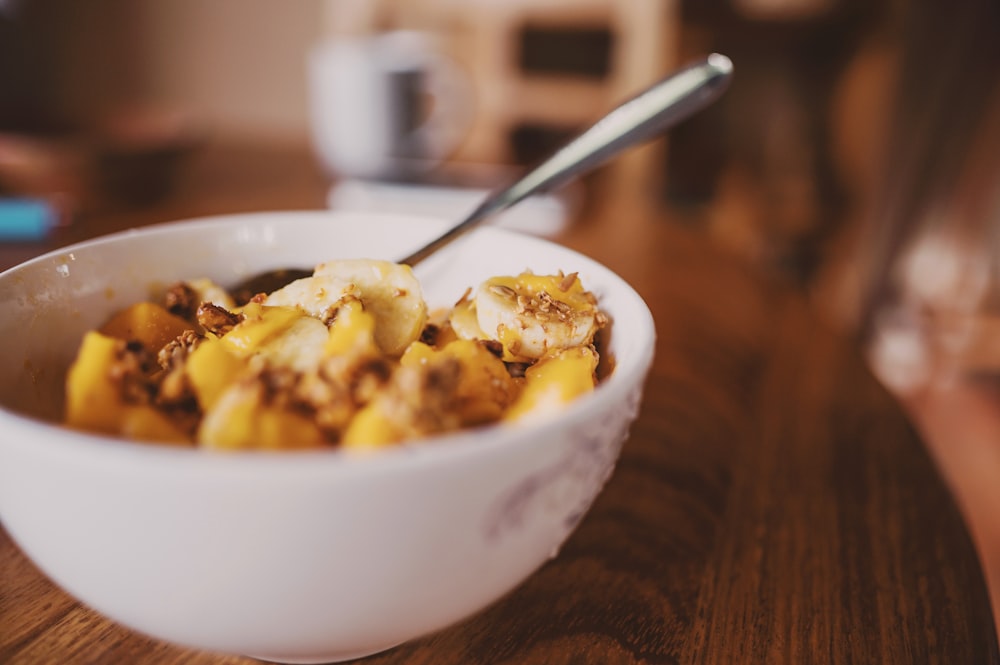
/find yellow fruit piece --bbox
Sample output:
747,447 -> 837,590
65,331 -> 193,445
119,405 -> 191,445
341,403 -> 401,450
99,301 -> 192,351
399,340 -> 436,367
220,303 -> 302,355
504,346 -> 598,424
401,339 -> 516,426
433,321 -> 460,348
65,331 -> 126,433
441,339 -> 517,425
198,382 -> 326,450
506,272 -> 588,300
185,339 -> 247,411
325,298 -> 377,357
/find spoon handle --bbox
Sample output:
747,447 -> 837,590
399,53 -> 734,267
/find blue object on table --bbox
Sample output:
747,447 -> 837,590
0,198 -> 59,241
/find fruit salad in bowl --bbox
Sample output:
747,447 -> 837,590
0,211 -> 654,663
64,257 -> 610,450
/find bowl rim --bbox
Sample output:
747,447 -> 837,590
0,210 -> 656,473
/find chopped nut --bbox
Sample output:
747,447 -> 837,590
505,362 -> 530,378
419,323 -> 441,346
258,365 -> 300,405
482,340 -> 504,358
558,272 -> 579,292
488,284 -> 517,299
108,341 -> 157,405
163,282 -> 200,320
157,330 -> 204,370
353,358 -> 393,403
379,358 -> 463,438
155,368 -> 198,413
196,302 -> 242,336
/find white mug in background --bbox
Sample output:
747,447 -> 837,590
307,31 -> 472,180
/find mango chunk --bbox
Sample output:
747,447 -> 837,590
65,331 -> 126,433
198,382 -> 326,450
325,298 -> 377,357
399,340 -> 436,366
220,303 -> 302,355
185,339 -> 247,411
341,402 -> 401,450
504,346 -> 597,424
100,301 -> 192,351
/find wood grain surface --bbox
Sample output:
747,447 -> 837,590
1,144 -> 997,664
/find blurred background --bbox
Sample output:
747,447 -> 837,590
0,0 -> 995,332
0,0 -> 888,283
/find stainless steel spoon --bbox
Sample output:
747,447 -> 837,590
400,52 -> 733,266
231,54 -> 733,302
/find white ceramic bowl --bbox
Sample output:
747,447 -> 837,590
0,211 -> 655,663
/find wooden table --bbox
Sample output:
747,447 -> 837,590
1,144 -> 997,664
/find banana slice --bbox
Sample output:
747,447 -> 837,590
264,274 -> 360,319
264,260 -> 426,356
448,296 -> 484,342
313,259 -> 427,356
259,315 -> 329,373
472,272 -> 604,361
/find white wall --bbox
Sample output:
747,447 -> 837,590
133,0 -> 327,143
